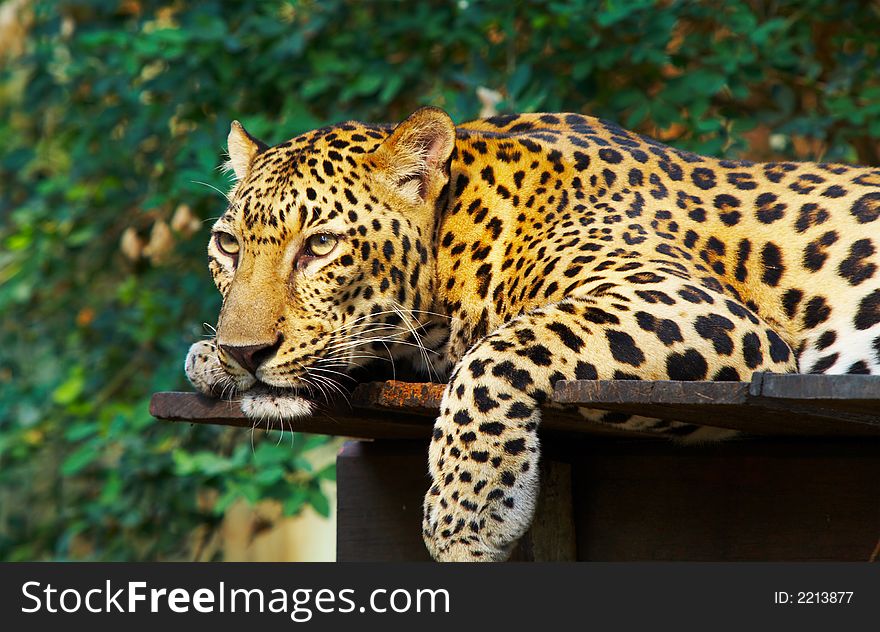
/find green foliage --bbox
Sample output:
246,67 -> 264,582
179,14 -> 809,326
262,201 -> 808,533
1,0 -> 879,560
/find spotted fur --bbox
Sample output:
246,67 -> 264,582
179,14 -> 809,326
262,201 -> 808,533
185,107 -> 880,562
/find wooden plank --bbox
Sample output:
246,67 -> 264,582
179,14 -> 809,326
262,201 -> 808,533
150,384 -> 642,440
751,373 -> 880,427
355,381 -> 445,412
149,390 -> 432,440
553,379 -> 750,406
553,373 -> 880,436
153,373 -> 880,439
755,372 -> 880,400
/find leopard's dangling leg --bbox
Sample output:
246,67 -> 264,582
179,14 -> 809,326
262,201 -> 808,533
422,278 -> 797,562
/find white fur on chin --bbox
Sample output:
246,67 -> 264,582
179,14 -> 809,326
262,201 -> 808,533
240,387 -> 313,422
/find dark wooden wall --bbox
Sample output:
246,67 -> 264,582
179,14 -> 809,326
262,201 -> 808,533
337,439 -> 880,561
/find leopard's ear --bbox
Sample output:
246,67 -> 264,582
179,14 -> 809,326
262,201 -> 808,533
226,121 -> 267,181
374,106 -> 456,204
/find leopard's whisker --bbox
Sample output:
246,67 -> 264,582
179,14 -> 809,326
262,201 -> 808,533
191,179 -> 233,203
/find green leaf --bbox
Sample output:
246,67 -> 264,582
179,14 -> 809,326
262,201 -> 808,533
65,422 -> 99,441
173,450 -> 238,477
308,485 -> 331,518
378,74 -> 404,104
315,463 -> 336,482
100,472 -> 122,504
61,442 -> 101,476
282,487 -> 309,516
254,442 -> 293,465
52,369 -> 85,406
254,465 -> 285,486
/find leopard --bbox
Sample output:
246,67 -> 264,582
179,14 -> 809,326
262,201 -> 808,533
184,106 -> 880,562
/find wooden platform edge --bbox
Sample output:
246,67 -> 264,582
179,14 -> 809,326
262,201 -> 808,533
152,373 -> 880,439
553,373 -> 880,436
149,390 -> 433,440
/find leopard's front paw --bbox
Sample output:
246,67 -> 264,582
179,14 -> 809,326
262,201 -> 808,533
423,529 -> 515,562
422,479 -> 536,562
185,339 -> 238,399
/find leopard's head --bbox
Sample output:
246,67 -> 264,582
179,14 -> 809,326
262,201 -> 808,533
193,107 -> 455,416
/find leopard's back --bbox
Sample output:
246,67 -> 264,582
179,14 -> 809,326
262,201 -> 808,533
440,112 -> 880,375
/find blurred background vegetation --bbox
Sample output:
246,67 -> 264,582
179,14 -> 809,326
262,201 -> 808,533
1,0 -> 879,560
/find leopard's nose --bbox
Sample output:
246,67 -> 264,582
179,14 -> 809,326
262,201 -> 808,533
219,333 -> 283,376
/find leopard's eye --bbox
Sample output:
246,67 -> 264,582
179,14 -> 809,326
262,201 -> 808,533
305,233 -> 338,257
214,231 -> 240,256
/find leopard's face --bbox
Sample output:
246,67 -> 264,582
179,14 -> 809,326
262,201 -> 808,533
205,109 -> 456,403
